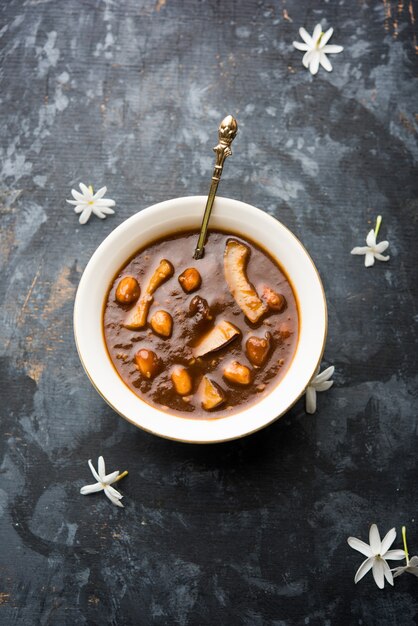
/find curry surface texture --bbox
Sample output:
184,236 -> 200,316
103,229 -> 299,418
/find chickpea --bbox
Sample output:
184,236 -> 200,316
115,276 -> 140,304
262,287 -> 286,312
178,268 -> 201,293
223,361 -> 252,386
150,310 -> 173,337
246,332 -> 272,367
171,366 -> 193,395
134,349 -> 160,379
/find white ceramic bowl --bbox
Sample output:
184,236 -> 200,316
74,196 -> 327,443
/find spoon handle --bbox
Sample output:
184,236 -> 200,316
193,115 -> 238,259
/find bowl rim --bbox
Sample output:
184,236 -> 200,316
74,196 -> 327,443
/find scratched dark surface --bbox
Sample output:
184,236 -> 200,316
1,0 -> 418,624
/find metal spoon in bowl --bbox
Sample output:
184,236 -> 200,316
193,115 -> 238,259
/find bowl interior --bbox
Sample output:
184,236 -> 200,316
74,196 -> 327,443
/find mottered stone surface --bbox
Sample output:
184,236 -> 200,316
0,1 -> 417,624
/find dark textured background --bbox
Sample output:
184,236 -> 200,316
1,0 -> 417,624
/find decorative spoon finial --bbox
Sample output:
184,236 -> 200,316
193,115 -> 238,259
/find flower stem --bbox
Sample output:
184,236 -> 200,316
114,470 -> 128,483
88,185 -> 94,195
402,525 -> 409,565
374,215 -> 382,239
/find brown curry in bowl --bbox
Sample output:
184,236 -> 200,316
103,229 -> 299,418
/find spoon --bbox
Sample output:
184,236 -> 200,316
193,114 -> 238,259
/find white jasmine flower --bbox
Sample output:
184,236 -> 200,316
293,24 -> 343,75
351,215 -> 390,267
392,556 -> 418,578
348,524 -> 405,589
305,365 -> 334,414
80,456 -> 128,508
67,183 -> 115,224
392,526 -> 418,578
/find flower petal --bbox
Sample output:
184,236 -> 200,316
319,52 -> 332,72
93,208 -> 107,219
351,246 -> 369,255
384,549 -> 406,560
93,186 -> 107,200
309,52 -> 320,75
369,524 -> 381,554
312,24 -> 322,43
373,240 -> 389,253
406,566 -> 418,577
88,459 -> 101,482
380,527 -> 396,555
409,556 -> 418,566
372,558 -> 385,588
322,44 -> 343,54
392,565 -> 406,578
314,380 -> 334,392
71,189 -> 87,202
365,252 -> 375,267
96,206 -> 115,215
73,205 -> 85,214
104,487 -> 124,507
79,207 -> 92,224
94,198 -> 116,207
347,537 -> 373,558
79,182 -> 93,199
293,41 -> 309,51
106,484 -> 123,500
382,559 -> 394,586
98,456 -> 106,479
374,253 -> 390,262
366,229 -> 376,247
314,366 -> 335,384
302,50 -> 313,68
299,27 -> 313,45
354,557 -> 374,583
319,27 -> 333,47
103,470 -> 120,484
80,482 -> 104,495
305,386 -> 316,414
66,199 -> 81,206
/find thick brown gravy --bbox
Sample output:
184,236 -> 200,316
103,229 -> 299,418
